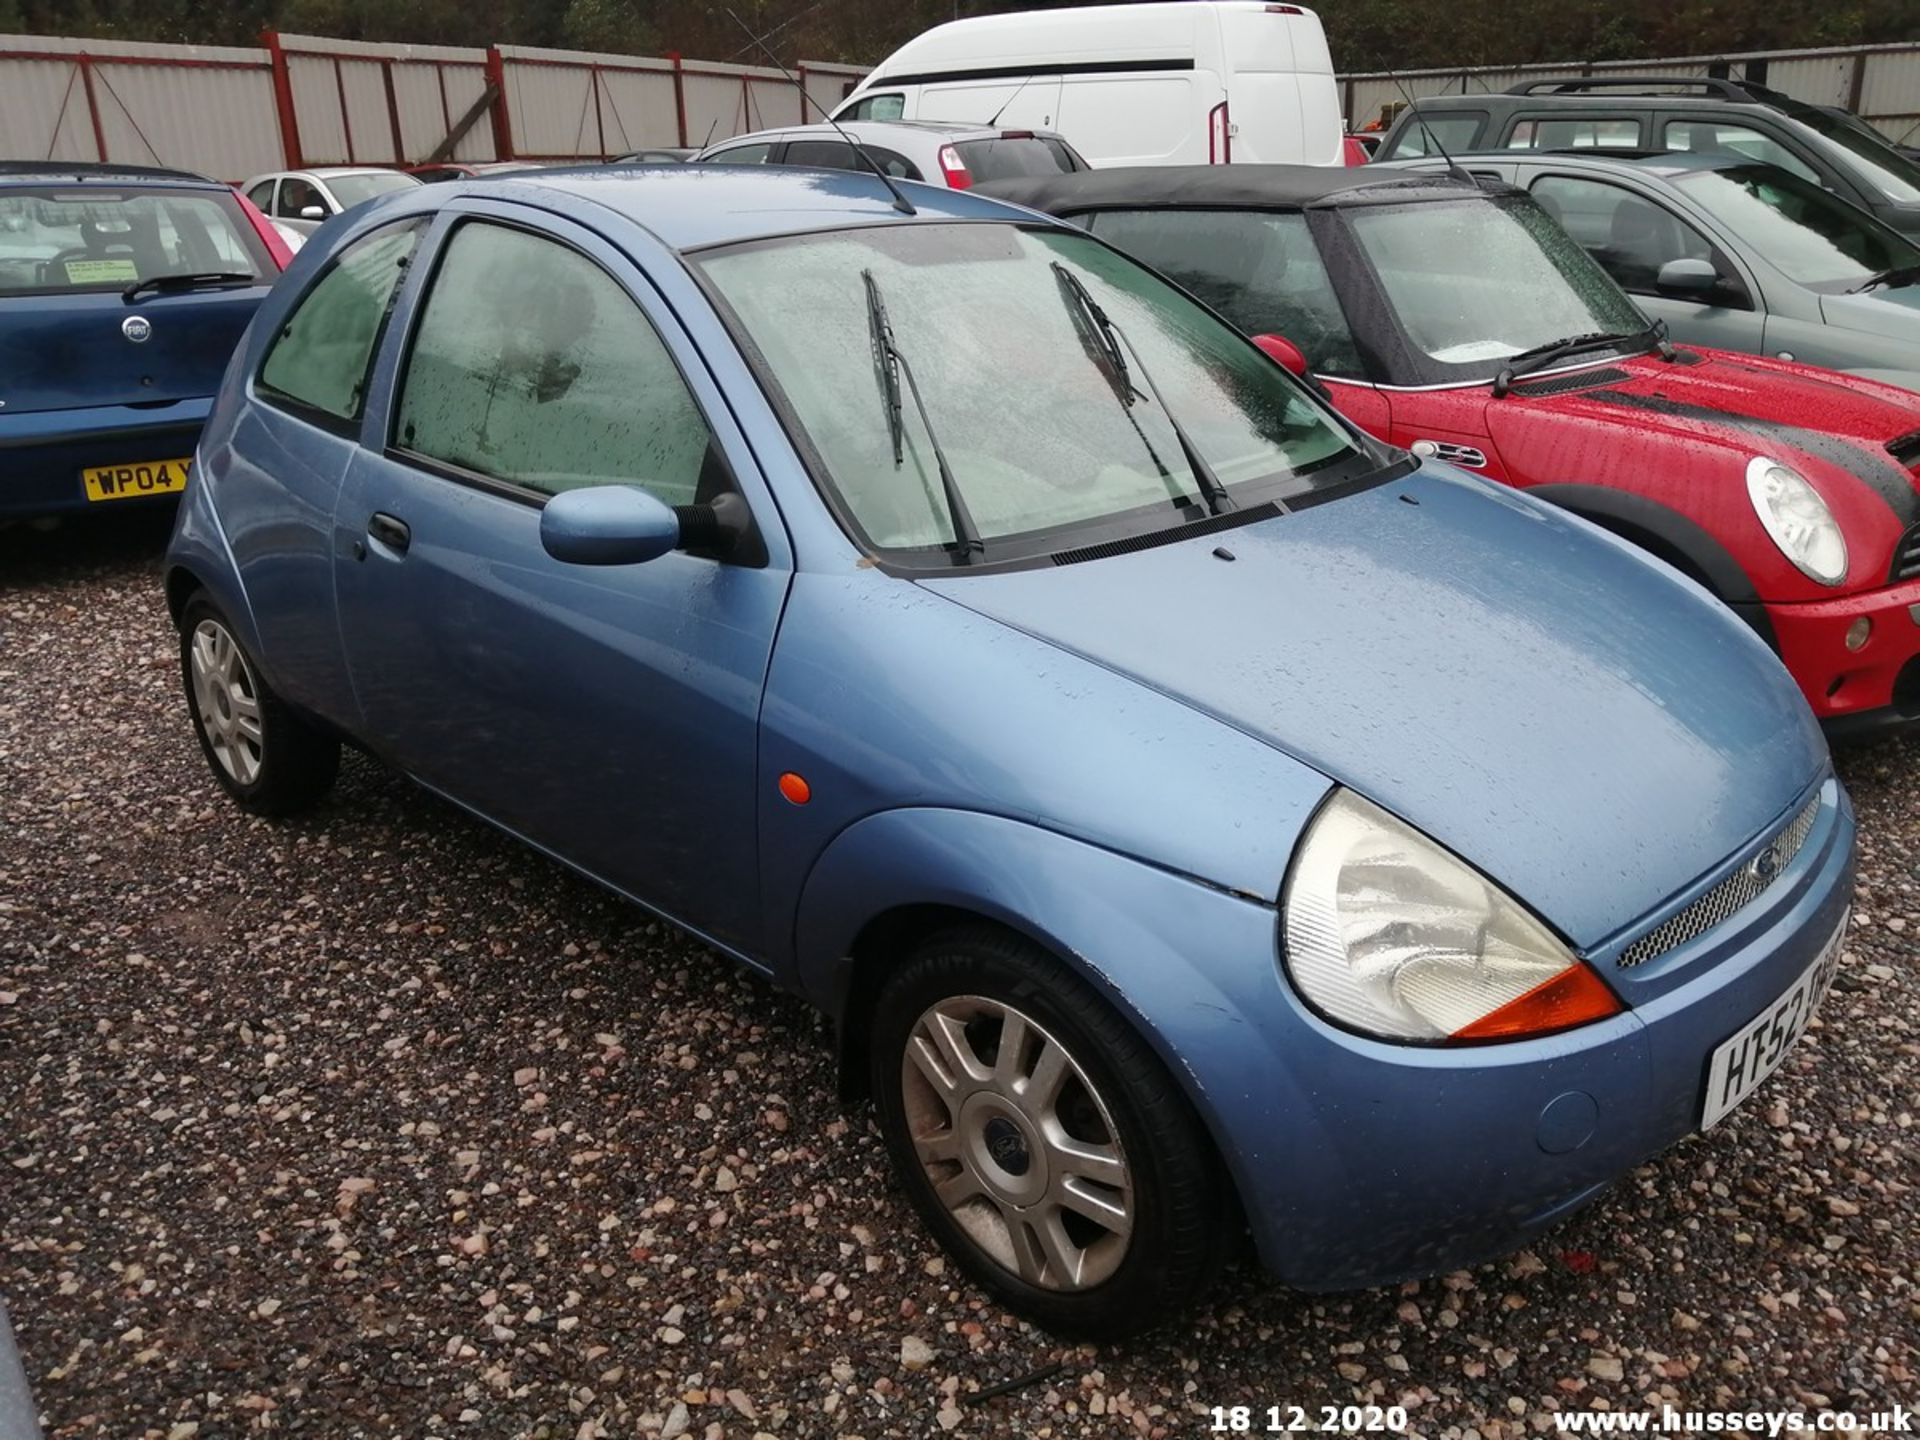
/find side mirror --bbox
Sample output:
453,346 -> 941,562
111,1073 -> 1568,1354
541,485 -> 680,565
1655,257 -> 1720,297
299,204 -> 327,221
1251,333 -> 1310,377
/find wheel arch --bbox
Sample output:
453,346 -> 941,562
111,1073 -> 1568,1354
1527,482 -> 1775,647
793,807 -> 1289,1249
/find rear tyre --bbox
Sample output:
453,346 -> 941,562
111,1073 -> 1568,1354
870,925 -> 1234,1338
179,592 -> 339,816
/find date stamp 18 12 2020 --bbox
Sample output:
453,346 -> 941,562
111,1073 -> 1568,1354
1211,1405 -> 1412,1433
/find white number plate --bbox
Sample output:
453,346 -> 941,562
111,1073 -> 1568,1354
1700,910 -> 1846,1130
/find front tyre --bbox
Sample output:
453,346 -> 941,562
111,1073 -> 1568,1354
179,593 -> 339,816
870,925 -> 1234,1338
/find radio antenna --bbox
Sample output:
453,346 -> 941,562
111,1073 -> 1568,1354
986,71 -> 1038,127
721,5 -> 917,215
1386,67 -> 1473,184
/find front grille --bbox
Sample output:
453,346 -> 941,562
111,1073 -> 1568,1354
1890,525 -> 1920,584
1510,366 -> 1629,398
1616,792 -> 1821,969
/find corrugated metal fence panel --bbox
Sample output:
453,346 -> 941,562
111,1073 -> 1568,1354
93,59 -> 282,178
1762,55 -> 1855,107
596,68 -> 680,152
495,46 -> 679,158
672,60 -> 804,144
287,54 -> 350,165
1861,55 -> 1920,144
0,54 -> 98,161
0,33 -> 279,177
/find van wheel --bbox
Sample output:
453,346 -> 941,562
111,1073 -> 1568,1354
870,926 -> 1233,1338
179,593 -> 339,816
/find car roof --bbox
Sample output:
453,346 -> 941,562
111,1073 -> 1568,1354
1450,149 -> 1754,180
978,163 -> 1498,215
0,160 -> 223,189
464,165 -> 1048,251
304,166 -> 408,178
1407,90 -> 1803,120
716,119 -> 1071,147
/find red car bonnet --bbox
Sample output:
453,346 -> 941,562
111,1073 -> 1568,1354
1478,348 -> 1920,598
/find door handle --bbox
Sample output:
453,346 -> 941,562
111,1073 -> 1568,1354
367,512 -> 411,555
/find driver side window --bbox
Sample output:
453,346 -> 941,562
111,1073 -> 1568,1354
1529,175 -> 1719,296
394,222 -> 719,507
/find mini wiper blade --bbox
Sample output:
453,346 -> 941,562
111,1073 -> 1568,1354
1849,263 -> 1920,293
1494,328 -> 1645,395
862,269 -> 984,563
1050,261 -> 1234,517
122,271 -> 256,302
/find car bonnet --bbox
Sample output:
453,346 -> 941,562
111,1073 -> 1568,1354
918,463 -> 1825,950
1485,350 -> 1920,532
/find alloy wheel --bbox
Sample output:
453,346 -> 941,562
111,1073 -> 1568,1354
899,994 -> 1133,1290
189,618 -> 264,787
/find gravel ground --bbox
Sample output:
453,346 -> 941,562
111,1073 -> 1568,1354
2,513 -> 1916,1440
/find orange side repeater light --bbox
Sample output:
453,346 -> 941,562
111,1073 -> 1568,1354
778,772 -> 812,805
1451,964 -> 1623,1043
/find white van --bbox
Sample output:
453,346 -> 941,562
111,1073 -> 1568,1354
832,1 -> 1343,168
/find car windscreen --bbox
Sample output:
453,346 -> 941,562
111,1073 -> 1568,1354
0,186 -> 274,297
327,172 -> 420,208
1672,164 -> 1920,287
954,137 -> 1084,181
697,222 -> 1370,568
1345,195 -> 1649,380
1801,112 -> 1920,204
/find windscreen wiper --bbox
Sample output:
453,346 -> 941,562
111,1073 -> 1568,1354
1050,263 -> 1199,513
122,271 -> 256,303
1493,327 -> 1645,396
1050,262 -> 1233,516
1848,263 -> 1920,294
862,269 -> 984,562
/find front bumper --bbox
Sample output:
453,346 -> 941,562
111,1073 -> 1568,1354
1765,576 -> 1920,732
0,397 -> 211,519
1174,779 -> 1855,1291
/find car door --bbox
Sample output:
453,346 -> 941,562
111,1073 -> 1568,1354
331,203 -> 792,955
221,215 -> 428,730
1526,170 -> 1766,355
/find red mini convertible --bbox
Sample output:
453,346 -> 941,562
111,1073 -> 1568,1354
986,166 -> 1920,736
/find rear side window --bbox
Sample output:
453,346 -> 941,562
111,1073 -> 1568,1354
1380,111 -> 1486,159
1506,117 -> 1643,151
783,139 -> 921,179
703,142 -> 774,164
1661,121 -> 1821,183
953,137 -> 1082,181
259,219 -> 424,422
0,186 -> 275,297
1086,209 -> 1363,377
393,222 -> 715,506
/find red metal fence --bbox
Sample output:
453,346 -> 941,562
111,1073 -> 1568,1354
0,29 -> 869,179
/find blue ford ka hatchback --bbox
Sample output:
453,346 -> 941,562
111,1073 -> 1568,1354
164,168 -> 1854,1336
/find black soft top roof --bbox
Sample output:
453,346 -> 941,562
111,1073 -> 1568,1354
979,164 -> 1511,217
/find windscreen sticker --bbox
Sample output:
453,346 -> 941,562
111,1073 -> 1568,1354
62,257 -> 139,284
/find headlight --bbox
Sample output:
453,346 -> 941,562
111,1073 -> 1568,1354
1282,791 -> 1622,1043
1746,457 -> 1847,586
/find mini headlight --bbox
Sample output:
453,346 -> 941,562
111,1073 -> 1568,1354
1746,458 -> 1847,587
1282,791 -> 1621,1043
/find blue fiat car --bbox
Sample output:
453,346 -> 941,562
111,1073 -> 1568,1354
164,168 -> 1854,1336
1,163 -> 291,519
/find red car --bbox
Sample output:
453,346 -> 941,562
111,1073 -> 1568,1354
985,166 -> 1920,736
